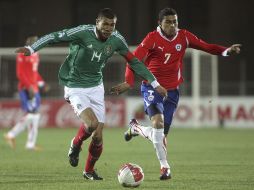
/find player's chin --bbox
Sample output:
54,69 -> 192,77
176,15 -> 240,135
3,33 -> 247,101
102,32 -> 111,39
168,30 -> 176,36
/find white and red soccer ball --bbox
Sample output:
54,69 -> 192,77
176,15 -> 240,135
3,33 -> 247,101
118,163 -> 144,187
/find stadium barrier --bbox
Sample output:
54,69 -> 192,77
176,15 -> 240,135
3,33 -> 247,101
1,97 -> 254,128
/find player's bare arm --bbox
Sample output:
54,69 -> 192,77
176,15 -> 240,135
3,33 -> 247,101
110,82 -> 131,95
110,81 -> 168,98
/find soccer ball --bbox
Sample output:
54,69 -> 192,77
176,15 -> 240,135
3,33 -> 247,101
118,163 -> 144,187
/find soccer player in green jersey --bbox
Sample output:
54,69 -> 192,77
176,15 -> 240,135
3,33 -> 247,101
15,8 -> 167,180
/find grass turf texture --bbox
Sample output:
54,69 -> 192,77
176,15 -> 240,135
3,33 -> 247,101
0,127 -> 253,190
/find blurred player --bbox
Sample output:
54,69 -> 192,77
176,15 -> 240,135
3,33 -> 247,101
4,36 -> 47,151
110,8 -> 241,180
15,8 -> 167,180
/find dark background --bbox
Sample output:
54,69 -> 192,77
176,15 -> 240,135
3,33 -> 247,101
0,0 -> 253,95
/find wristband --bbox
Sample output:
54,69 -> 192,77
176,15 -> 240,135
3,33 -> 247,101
25,46 -> 35,54
151,80 -> 160,88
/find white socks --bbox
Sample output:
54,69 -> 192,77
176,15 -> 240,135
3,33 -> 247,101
132,124 -> 153,141
7,113 -> 34,138
152,128 -> 170,169
26,113 -> 40,149
132,124 -> 170,169
7,113 -> 40,149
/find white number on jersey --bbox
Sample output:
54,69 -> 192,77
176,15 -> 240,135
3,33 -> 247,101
164,53 -> 171,64
91,51 -> 102,62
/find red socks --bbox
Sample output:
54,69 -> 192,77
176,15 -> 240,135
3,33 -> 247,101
85,141 -> 103,172
73,123 -> 91,148
73,123 -> 103,172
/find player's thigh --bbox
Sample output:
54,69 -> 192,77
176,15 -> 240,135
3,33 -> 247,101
80,107 -> 99,128
64,85 -> 105,124
19,90 -> 41,113
19,90 -> 29,110
141,83 -> 164,115
163,89 -> 179,125
88,84 -> 105,123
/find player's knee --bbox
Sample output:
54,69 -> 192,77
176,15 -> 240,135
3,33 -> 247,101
87,120 -> 99,133
152,119 -> 164,129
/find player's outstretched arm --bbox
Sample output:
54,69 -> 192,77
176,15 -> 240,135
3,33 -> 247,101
15,47 -> 31,56
110,82 -> 131,95
227,44 -> 242,55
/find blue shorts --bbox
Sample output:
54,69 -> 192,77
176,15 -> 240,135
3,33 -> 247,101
141,83 -> 179,134
19,90 -> 41,113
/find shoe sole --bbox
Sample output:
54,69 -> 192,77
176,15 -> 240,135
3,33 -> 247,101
160,175 -> 172,180
83,173 -> 103,180
124,131 -> 132,141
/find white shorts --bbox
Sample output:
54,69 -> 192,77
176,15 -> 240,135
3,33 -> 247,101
64,83 -> 105,123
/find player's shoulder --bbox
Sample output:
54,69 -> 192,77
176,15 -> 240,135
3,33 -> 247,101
112,30 -> 128,44
178,29 -> 193,36
67,24 -> 95,34
147,30 -> 158,38
112,30 -> 125,40
78,24 -> 95,32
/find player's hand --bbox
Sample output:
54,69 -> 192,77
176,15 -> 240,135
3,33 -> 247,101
28,86 -> 35,100
155,85 -> 168,99
227,44 -> 241,55
15,47 -> 31,56
110,82 -> 131,95
39,83 -> 50,93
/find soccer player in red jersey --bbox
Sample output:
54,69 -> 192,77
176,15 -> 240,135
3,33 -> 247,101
4,36 -> 47,151
110,8 -> 241,180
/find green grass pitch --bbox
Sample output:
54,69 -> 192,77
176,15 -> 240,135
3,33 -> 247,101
1,127 -> 254,190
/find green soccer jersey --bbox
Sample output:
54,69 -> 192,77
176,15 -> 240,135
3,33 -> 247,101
30,24 -> 156,88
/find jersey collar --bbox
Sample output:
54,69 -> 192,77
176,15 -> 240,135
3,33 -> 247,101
93,26 -> 99,39
157,26 -> 179,42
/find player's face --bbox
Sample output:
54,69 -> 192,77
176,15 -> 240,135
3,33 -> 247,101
96,17 -> 117,41
159,15 -> 178,37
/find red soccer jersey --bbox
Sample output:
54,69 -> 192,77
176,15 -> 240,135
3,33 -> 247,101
125,27 -> 228,90
16,52 -> 43,92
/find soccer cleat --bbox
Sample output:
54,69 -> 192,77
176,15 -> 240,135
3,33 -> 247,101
160,167 -> 172,180
4,134 -> 16,149
83,170 -> 103,180
124,119 -> 139,141
68,138 -> 81,167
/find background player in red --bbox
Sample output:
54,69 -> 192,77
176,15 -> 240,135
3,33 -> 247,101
4,36 -> 47,150
110,8 -> 241,180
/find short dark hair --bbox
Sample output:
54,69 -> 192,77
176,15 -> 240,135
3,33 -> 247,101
158,8 -> 177,22
97,8 -> 117,19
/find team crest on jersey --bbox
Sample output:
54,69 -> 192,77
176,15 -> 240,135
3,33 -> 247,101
58,32 -> 65,38
104,45 -> 113,55
175,44 -> 182,51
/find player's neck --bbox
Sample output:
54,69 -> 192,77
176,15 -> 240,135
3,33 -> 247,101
160,27 -> 176,40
